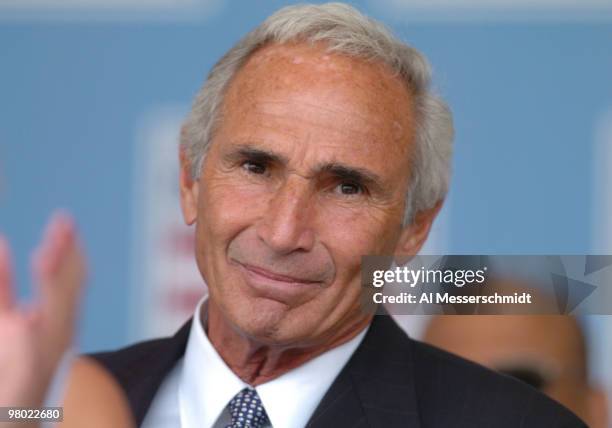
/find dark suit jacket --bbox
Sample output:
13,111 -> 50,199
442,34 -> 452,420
90,315 -> 586,427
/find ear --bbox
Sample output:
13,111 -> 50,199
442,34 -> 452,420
179,145 -> 199,226
394,200 -> 444,258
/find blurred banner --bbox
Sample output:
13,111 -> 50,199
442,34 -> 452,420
0,0 -> 225,21
129,107 -> 205,341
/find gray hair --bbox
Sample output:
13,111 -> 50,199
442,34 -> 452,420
180,2 -> 453,224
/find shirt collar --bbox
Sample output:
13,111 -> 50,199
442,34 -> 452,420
256,325 -> 368,428
179,297 -> 248,428
179,296 -> 369,428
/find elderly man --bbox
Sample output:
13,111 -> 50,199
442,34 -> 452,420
0,2 -> 586,427
94,4 -> 589,427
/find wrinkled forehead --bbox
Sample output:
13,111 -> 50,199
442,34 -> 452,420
427,316 -> 587,377
220,42 -> 416,156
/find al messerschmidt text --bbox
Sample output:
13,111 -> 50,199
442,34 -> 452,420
373,292 -> 533,305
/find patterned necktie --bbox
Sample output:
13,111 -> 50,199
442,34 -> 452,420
225,388 -> 270,428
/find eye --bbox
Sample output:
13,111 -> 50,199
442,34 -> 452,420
242,160 -> 267,175
336,182 -> 363,196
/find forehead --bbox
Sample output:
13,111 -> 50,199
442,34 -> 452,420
218,42 -> 416,165
428,316 -> 583,369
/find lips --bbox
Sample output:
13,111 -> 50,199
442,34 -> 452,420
233,260 -> 323,303
241,263 -> 321,284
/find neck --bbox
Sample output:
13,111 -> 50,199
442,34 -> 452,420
204,301 -> 371,386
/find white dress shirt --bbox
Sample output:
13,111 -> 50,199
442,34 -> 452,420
142,297 -> 369,428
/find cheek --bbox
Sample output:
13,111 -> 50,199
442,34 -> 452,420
198,174 -> 268,240
314,207 -> 400,296
192,177 -> 253,282
318,204 -> 401,259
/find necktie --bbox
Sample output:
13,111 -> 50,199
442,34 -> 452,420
225,387 -> 270,428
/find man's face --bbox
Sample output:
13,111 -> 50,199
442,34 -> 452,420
181,43 -> 423,346
424,315 -> 599,424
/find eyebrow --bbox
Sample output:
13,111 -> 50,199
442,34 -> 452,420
225,143 -> 386,192
497,367 -> 549,390
317,163 -> 385,193
224,145 -> 289,166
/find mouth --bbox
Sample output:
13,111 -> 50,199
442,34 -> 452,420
232,260 -> 323,303
241,263 -> 321,284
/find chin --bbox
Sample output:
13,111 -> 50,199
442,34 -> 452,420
230,297 -> 318,346
229,296 -> 291,340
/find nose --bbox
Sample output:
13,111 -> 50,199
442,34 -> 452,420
256,176 -> 316,254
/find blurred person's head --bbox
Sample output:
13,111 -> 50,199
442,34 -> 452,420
424,315 -> 608,428
177,3 -> 453,351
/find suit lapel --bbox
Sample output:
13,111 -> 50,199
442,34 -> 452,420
116,319 -> 193,426
100,313 -> 420,427
307,315 -> 422,428
305,366 -> 368,428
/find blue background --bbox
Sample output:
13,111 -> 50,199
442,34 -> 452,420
1,0 -> 610,388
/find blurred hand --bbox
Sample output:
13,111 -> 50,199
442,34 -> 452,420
0,212 -> 86,413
